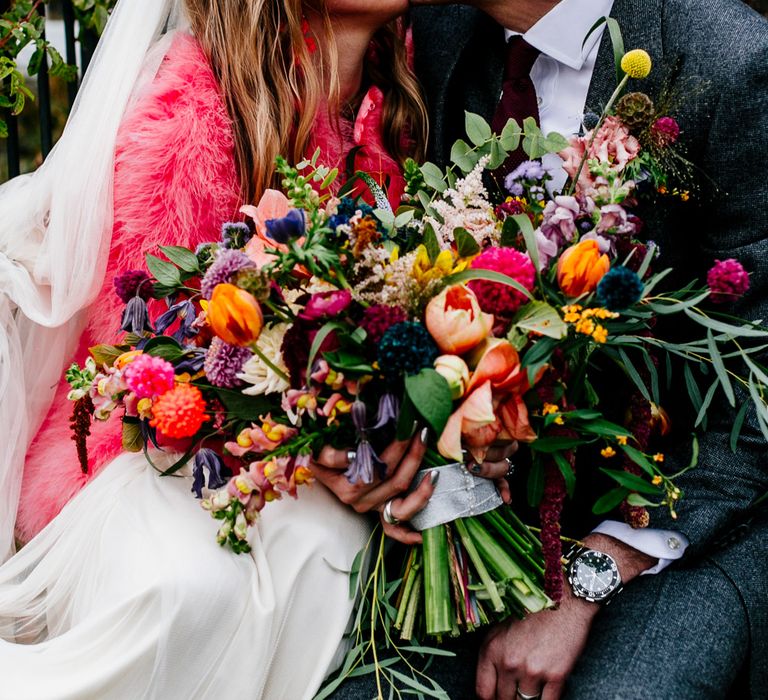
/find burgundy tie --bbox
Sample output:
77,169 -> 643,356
492,36 -> 541,180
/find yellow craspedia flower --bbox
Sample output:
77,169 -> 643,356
621,49 -> 652,79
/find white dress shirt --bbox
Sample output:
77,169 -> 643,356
507,0 -> 689,573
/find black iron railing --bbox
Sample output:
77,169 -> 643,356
1,0 -> 98,181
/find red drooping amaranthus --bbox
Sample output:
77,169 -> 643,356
70,395 -> 95,475
540,460 -> 567,602
620,391 -> 654,528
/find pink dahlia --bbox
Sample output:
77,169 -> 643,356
468,247 -> 536,316
707,258 -> 750,304
124,354 -> 176,399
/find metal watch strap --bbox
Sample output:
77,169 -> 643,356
565,544 -> 624,605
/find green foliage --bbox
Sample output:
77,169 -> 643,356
1,1 -> 114,138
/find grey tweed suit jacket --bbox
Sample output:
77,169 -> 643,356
413,0 -> 768,692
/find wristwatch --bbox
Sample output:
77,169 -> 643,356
565,544 -> 623,604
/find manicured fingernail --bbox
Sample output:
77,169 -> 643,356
420,427 -> 429,444
430,469 -> 440,486
471,464 -> 483,475
410,420 -> 419,437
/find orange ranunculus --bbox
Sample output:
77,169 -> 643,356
207,283 -> 264,346
425,284 -> 494,355
438,381 -> 500,463
556,239 -> 610,297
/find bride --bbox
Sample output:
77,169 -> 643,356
0,0 -> 428,697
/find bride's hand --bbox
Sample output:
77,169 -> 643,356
310,428 -> 436,545
464,441 -> 519,505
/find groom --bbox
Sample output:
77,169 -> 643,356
402,0 -> 768,698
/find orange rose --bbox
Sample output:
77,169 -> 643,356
207,283 -> 264,346
557,239 -> 610,297
425,284 -> 494,355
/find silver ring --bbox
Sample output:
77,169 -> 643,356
505,457 -> 515,478
346,450 -> 357,465
382,499 -> 400,526
516,690 -> 541,700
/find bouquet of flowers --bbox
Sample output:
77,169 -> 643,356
66,27 -> 768,696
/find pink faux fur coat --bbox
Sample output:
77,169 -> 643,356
17,33 -> 405,542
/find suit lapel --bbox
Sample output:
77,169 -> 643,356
586,0 -> 665,113
413,7 -> 505,164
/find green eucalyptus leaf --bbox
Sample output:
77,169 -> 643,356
450,138 -> 477,173
499,119 -> 522,151
421,162 -> 447,193
465,111 -> 493,147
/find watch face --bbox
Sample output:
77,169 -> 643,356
571,551 -> 620,600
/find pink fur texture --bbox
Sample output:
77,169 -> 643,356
16,34 -> 240,543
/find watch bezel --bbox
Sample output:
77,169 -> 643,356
567,548 -> 622,603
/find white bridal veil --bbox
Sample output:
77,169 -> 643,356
0,0 -> 188,563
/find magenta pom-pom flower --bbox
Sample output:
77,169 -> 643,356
707,258 -> 750,304
468,247 -> 535,316
124,354 -> 176,399
360,304 -> 408,344
114,270 -> 152,303
650,116 -> 680,147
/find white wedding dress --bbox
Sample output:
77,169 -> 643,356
0,1 -> 370,697
0,451 -> 369,699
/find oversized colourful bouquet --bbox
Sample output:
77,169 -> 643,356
67,36 -> 768,693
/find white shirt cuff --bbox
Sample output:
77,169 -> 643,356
592,520 -> 689,575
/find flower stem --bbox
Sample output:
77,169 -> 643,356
249,342 -> 290,383
423,525 -> 453,636
453,518 -> 505,614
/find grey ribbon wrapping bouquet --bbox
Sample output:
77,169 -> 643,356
409,463 -> 504,531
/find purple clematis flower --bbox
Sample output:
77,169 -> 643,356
192,448 -> 229,498
346,440 -> 387,485
373,393 -> 400,429
344,400 -> 387,484
174,347 -> 207,374
120,296 -> 154,334
155,300 -> 197,341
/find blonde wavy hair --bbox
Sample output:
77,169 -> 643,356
184,0 -> 428,204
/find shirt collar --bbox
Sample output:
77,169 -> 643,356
504,0 -> 615,71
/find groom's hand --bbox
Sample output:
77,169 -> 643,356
477,534 -> 657,700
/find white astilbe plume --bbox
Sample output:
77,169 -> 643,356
425,156 -> 499,248
238,323 -> 290,396
353,248 -> 422,311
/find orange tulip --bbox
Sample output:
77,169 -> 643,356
499,395 -> 537,443
465,338 -> 522,395
557,239 -> 610,297
425,284 -> 494,355
438,381 -> 500,463
207,283 -> 264,346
